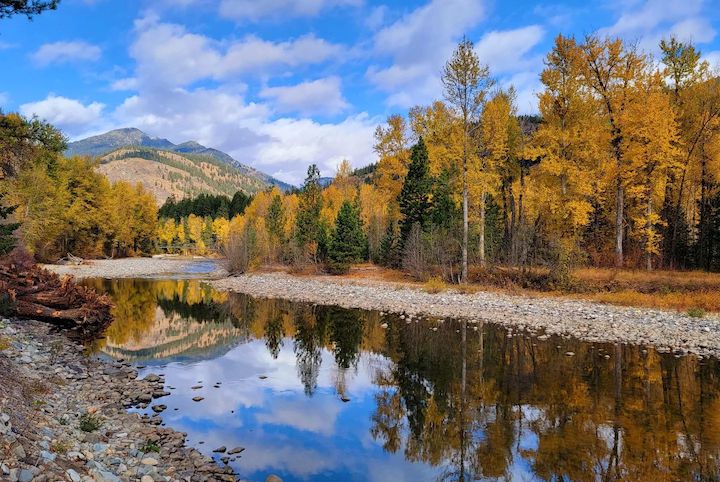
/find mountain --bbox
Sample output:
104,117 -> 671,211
66,128 -> 176,157
67,128 -> 293,198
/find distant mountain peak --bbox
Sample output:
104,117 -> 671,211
66,127 -> 293,193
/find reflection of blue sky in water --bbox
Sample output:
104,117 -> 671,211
136,341 -> 448,481
91,278 -> 720,482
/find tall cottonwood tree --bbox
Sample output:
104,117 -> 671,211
442,38 -> 494,280
579,36 -> 648,268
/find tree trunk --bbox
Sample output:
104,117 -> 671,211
479,190 -> 486,268
461,148 -> 469,283
615,178 -> 624,268
647,195 -> 653,271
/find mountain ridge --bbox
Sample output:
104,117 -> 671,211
67,128 -> 292,191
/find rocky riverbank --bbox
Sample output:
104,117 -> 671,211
0,318 -> 237,482
211,272 -> 720,358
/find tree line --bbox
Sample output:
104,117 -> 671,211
221,35 -> 720,281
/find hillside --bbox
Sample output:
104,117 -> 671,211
97,147 -> 271,204
67,128 -> 293,194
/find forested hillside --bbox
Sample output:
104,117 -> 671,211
98,147 -> 270,204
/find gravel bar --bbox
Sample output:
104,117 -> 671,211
45,258 -> 227,280
211,272 -> 720,358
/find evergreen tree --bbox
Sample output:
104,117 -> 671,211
398,138 -> 433,246
294,164 -> 324,260
266,194 -> 286,242
430,168 -> 459,229
378,221 -> 399,268
327,200 -> 366,273
0,193 -> 19,256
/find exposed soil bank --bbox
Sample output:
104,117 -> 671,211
211,272 -> 720,358
0,318 -> 238,481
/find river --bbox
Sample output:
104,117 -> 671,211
82,277 -> 720,481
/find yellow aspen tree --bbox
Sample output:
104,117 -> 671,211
531,34 -> 602,279
442,38 -> 494,279
187,214 -> 205,254
212,217 -> 230,248
374,114 -> 410,212
621,71 -> 680,270
579,35 -> 648,268
478,89 -> 518,263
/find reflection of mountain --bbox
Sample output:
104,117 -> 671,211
85,278 -> 247,363
102,307 -> 247,363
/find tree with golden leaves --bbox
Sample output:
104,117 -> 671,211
442,38 -> 494,280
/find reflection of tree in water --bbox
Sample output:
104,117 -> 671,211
369,319 -> 720,481
89,279 -> 720,480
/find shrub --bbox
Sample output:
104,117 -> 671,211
223,224 -> 256,275
141,440 -> 161,453
79,413 -> 103,432
424,276 -> 446,294
687,307 -> 706,318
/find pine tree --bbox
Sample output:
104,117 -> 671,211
398,138 -> 433,247
327,200 -> 366,274
0,193 -> 19,256
378,221 -> 399,267
294,164 -> 324,262
266,194 -> 286,241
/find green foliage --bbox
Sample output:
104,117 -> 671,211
687,307 -> 706,318
0,192 -> 19,256
266,194 -> 286,242
158,190 -> 252,221
430,168 -> 459,229
294,164 -> 324,256
0,111 -> 66,178
141,440 -> 161,453
398,138 -> 433,246
78,413 -> 103,432
378,221 -> 400,268
327,201 -> 366,274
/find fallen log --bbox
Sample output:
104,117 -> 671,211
0,251 -> 113,339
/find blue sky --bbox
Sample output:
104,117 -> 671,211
1,0 -> 719,184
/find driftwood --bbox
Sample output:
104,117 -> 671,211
0,252 -> 113,339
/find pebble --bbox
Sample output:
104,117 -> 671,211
192,396 -> 204,402
208,272 -> 720,358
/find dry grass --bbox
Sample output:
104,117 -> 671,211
423,276 -> 447,294
257,263 -> 720,313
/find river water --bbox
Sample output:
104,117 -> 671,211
83,278 -> 720,482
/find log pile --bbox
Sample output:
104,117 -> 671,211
0,253 -> 113,339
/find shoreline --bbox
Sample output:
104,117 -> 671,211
0,318 -> 236,482
210,272 -> 720,358
44,258 -> 720,358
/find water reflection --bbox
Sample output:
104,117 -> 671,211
85,279 -> 720,482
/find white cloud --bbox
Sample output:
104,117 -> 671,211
131,17 -> 341,87
219,0 -> 362,22
31,40 -> 101,66
669,18 -> 716,44
110,77 -> 139,91
599,0 -> 715,54
112,84 -> 376,185
475,25 -> 545,74
705,50 -> 720,70
20,95 -> 104,135
366,0 -> 485,107
260,77 -> 349,115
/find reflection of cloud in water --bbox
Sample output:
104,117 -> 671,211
255,394 -> 341,436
